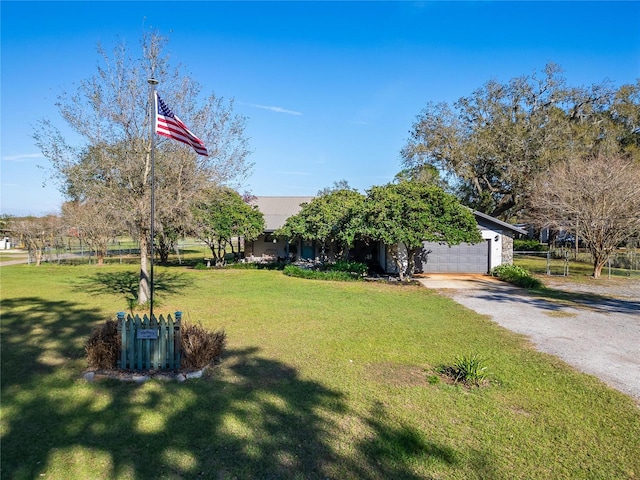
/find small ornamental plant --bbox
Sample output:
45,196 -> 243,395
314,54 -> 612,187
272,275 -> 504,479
439,353 -> 489,387
85,319 -> 120,370
180,322 -> 227,369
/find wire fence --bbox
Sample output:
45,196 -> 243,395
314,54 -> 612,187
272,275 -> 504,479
514,249 -> 640,278
30,239 -> 212,265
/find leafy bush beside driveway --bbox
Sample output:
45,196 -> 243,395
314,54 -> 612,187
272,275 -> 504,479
491,264 -> 543,289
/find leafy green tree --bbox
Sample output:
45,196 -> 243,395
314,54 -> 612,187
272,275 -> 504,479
192,187 -> 265,265
361,182 -> 481,281
401,63 -> 640,220
393,164 -> 449,190
276,189 -> 365,261
34,32 -> 252,304
316,179 -> 358,196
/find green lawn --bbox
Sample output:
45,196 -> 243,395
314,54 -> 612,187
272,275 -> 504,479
1,263 -> 639,479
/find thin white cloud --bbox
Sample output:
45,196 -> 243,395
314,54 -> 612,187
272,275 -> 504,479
243,103 -> 302,116
2,153 -> 43,162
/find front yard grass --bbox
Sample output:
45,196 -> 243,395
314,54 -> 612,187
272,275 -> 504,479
1,264 -> 639,479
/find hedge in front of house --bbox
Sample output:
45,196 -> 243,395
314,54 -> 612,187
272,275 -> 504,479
283,264 -> 363,282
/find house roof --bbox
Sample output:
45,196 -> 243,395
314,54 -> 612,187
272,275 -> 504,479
473,210 -> 527,235
252,196 -> 314,232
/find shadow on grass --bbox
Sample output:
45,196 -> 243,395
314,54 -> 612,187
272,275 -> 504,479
75,270 -> 194,311
1,296 -> 473,479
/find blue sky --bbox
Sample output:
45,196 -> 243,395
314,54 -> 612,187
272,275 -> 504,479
2,1 -> 639,216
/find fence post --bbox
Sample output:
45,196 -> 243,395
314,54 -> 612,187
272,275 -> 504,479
117,312 -> 126,369
175,311 -> 182,369
546,251 -> 551,276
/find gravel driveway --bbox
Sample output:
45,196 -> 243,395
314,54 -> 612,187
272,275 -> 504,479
418,275 -> 640,403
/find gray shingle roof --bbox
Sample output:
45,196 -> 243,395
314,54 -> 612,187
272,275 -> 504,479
251,196 -> 314,232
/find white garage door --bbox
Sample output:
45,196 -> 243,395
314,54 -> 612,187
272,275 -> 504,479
417,240 -> 490,274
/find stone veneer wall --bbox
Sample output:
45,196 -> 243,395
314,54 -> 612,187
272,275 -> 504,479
501,233 -> 514,265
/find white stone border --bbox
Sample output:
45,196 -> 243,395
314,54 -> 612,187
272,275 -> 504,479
82,367 -> 207,384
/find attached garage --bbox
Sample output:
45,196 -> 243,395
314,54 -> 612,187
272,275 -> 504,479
379,211 -> 526,275
418,240 -> 490,274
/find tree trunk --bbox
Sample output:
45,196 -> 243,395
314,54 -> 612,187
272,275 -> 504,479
391,243 -> 410,282
406,247 -> 418,281
34,249 -> 43,266
590,247 -> 609,279
138,233 -> 150,304
592,259 -> 606,279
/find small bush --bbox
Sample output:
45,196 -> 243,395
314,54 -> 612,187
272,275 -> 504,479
85,319 -> 119,370
439,353 -> 489,387
514,239 -> 548,252
193,262 -> 208,270
230,261 -> 286,270
326,261 -> 368,276
491,264 -> 544,289
181,322 -> 227,369
283,264 -> 361,281
226,262 -> 258,270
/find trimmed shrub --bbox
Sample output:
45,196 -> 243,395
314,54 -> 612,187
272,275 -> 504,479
514,239 -> 548,252
85,319 -> 119,370
326,261 -> 368,276
181,323 -> 227,369
226,262 -> 259,270
283,264 -> 362,282
491,264 -> 544,289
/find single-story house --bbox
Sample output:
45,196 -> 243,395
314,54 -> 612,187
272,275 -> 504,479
245,196 -> 526,274
245,196 -> 314,262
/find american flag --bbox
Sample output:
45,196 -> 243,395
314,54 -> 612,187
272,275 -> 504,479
154,92 -> 208,156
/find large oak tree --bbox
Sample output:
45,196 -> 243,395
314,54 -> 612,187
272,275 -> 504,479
401,64 -> 640,220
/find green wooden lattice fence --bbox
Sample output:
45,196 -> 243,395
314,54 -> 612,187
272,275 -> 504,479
117,312 -> 182,370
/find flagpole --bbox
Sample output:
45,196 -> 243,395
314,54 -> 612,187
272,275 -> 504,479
148,77 -> 159,319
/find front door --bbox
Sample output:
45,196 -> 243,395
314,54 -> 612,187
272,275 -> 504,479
301,240 -> 314,260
